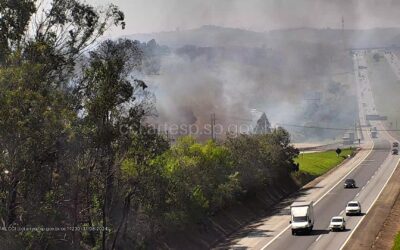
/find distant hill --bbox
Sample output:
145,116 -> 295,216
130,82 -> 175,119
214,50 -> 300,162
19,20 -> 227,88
125,25 -> 400,49
125,25 -> 268,48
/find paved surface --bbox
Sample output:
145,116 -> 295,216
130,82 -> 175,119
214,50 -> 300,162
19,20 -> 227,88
294,141 -> 348,153
383,50 -> 400,79
341,50 -> 400,250
214,51 -> 399,250
342,160 -> 400,250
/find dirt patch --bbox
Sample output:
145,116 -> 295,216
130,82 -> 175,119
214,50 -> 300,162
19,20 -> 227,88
343,161 -> 400,250
373,194 -> 400,249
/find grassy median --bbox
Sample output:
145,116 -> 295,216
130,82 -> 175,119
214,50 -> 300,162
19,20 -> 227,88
294,148 -> 355,176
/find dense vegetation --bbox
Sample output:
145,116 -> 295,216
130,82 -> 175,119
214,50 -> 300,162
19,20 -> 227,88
394,231 -> 400,250
0,1 -> 299,249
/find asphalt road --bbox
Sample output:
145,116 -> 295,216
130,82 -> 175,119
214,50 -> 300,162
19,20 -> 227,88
215,51 -> 400,250
264,51 -> 399,250
266,137 -> 394,250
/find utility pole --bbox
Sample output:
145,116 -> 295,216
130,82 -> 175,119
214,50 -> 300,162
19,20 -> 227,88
210,113 -> 216,141
264,118 -> 267,134
341,16 -> 346,52
354,121 -> 358,143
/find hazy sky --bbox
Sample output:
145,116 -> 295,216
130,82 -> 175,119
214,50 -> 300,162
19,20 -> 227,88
85,0 -> 400,36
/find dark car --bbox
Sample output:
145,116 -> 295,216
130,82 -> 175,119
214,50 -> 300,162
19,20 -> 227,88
344,179 -> 356,188
393,148 -> 399,155
393,142 -> 399,148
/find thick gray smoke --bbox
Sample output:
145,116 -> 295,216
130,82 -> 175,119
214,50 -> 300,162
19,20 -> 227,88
89,0 -> 400,35
138,28 -> 361,142
110,0 -> 400,142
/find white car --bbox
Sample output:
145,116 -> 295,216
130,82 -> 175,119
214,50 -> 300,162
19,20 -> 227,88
329,216 -> 346,231
346,201 -> 361,215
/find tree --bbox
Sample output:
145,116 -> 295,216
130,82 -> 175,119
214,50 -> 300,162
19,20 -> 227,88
0,1 -> 125,248
225,134 -> 268,192
152,137 -> 240,227
0,0 -> 36,63
74,39 -> 155,249
226,128 -> 299,192
254,112 -> 271,134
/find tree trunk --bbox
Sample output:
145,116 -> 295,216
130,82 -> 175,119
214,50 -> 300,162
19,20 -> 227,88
7,179 -> 19,226
111,191 -> 133,250
102,162 -> 114,250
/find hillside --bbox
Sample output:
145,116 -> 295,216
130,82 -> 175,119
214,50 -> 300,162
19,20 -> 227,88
126,25 -> 400,49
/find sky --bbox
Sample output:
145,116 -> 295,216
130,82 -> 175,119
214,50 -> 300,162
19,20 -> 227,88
84,0 -> 400,36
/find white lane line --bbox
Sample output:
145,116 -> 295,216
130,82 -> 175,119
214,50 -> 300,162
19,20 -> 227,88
340,210 -> 344,215
339,158 -> 400,250
356,193 -> 359,197
260,140 -> 375,250
315,235 -> 322,242
362,186 -> 365,190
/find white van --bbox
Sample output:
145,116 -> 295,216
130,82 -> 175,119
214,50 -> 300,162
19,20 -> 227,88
290,201 -> 314,235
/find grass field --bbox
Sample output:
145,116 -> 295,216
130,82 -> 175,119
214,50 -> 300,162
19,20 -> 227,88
294,148 -> 355,176
393,232 -> 400,250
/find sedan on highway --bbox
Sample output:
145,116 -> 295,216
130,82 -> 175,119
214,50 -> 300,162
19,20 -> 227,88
329,216 -> 346,231
346,201 -> 361,215
344,179 -> 356,188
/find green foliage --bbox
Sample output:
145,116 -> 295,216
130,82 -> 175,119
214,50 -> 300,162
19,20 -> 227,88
0,1 -> 302,249
153,137 -> 239,225
294,148 -> 354,176
393,231 -> 400,250
147,130 -> 298,230
225,128 -> 299,192
0,0 -> 36,63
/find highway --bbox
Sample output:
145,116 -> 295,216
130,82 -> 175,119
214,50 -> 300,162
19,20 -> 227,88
215,51 -> 399,250
384,50 -> 400,79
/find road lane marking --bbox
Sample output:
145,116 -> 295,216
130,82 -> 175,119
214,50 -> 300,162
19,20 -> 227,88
259,63 -> 376,250
362,186 -> 365,190
356,193 -> 359,197
339,158 -> 400,250
315,235 -> 322,242
260,139 -> 375,250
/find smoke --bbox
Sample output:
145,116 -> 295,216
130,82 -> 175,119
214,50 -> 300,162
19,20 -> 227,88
88,0 -> 400,35
106,0 -> 400,142
141,30 -> 358,142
